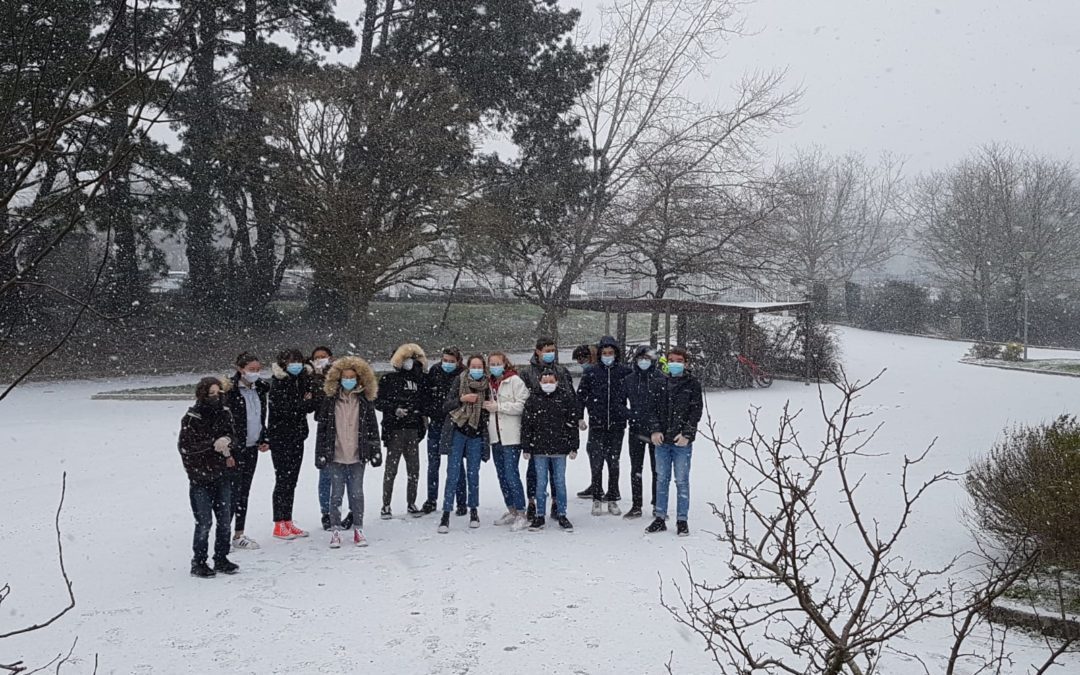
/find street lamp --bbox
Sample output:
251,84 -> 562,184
1019,251 -> 1035,360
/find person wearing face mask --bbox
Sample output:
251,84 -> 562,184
268,347 -> 318,540
315,356 -> 382,549
375,343 -> 428,519
483,352 -> 530,531
418,347 -> 467,517
436,355 -> 492,533
572,344 -> 598,371
179,377 -> 240,578
309,346 -> 347,531
646,346 -> 703,537
521,370 -> 580,532
576,336 -> 632,517
224,352 -> 270,551
624,345 -> 666,519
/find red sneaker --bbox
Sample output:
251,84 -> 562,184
273,521 -> 296,540
286,521 -> 309,538
354,529 -> 368,548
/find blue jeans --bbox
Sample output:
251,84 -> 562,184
329,462 -> 365,530
428,420 -> 466,507
654,443 -> 692,521
492,443 -> 526,511
443,430 -> 483,513
320,465 -> 356,514
533,455 -> 567,518
190,475 -> 232,564
526,456 -> 556,501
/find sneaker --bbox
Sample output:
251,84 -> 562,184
341,513 -> 354,530
576,487 -> 594,500
190,561 -> 216,578
557,516 -> 574,531
417,502 -> 437,517
286,521 -> 309,538
469,508 -> 480,529
231,534 -> 260,551
213,558 -> 239,575
380,506 -> 392,520
526,501 -> 536,520
623,506 -> 643,520
495,511 -> 516,526
437,512 -> 450,534
676,520 -> 689,537
528,516 -> 546,531
607,501 -> 622,516
272,521 -> 296,540
591,500 -> 604,516
455,504 -> 468,517
510,514 -> 529,532
329,531 -> 342,549
321,513 -> 332,531
407,504 -> 420,516
354,529 -> 368,547
645,517 -> 667,533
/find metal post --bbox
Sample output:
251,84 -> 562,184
1020,251 -> 1034,360
664,310 -> 671,351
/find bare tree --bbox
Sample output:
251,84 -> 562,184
661,374 -> 1077,674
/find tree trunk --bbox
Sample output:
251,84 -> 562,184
438,264 -> 463,330
346,287 -> 373,338
537,304 -> 562,343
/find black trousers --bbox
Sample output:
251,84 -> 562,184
383,428 -> 420,507
628,431 -> 657,509
190,475 -> 232,564
231,445 -> 259,532
586,425 -> 625,501
271,439 -> 304,522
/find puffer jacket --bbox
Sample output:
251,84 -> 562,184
657,372 -> 704,443
375,343 -> 428,436
314,356 -> 381,469
577,337 -> 632,430
268,362 -> 318,444
626,363 -> 665,434
178,396 -> 237,484
487,372 -> 529,446
521,387 -> 580,456
224,372 -> 269,447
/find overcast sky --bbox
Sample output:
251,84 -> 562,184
336,0 -> 1080,172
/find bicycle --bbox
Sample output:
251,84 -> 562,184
699,352 -> 773,389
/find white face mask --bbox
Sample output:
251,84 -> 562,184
402,358 -> 414,371
242,371 -> 261,383
540,383 -> 558,394
314,358 -> 330,370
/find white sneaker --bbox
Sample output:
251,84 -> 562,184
608,501 -> 622,516
494,511 -> 516,526
353,529 -> 368,548
329,531 -> 342,549
231,534 -> 260,551
510,514 -> 529,532
591,500 -> 604,516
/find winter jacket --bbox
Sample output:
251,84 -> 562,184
487,372 -> 529,446
224,372 -> 269,447
521,388 -> 580,456
178,395 -> 237,484
519,353 -> 582,421
577,337 -> 632,430
315,356 -> 381,469
268,362 -> 318,444
421,362 -> 463,423
656,373 -> 704,443
626,364 -> 665,434
375,344 -> 428,436
439,373 -> 492,457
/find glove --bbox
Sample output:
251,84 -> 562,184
315,454 -> 328,470
523,453 -> 531,462
650,432 -> 664,446
578,419 -> 588,431
213,437 -> 231,456
569,450 -> 577,460
395,407 -> 408,419
674,433 -> 690,447
482,446 -> 491,463
370,450 -> 383,468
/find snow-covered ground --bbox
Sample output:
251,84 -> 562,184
3,328 -> 1080,674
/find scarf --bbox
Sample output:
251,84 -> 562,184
450,373 -> 488,430
490,368 -> 517,393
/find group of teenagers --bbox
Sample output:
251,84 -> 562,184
177,335 -> 704,578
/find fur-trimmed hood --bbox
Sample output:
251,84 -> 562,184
323,356 -> 378,401
390,343 -> 427,371
272,361 -> 314,380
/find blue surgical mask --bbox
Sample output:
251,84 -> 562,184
637,359 -> 652,371
441,361 -> 457,374
541,352 -> 556,364
490,365 -> 505,378
667,362 -> 685,377
601,355 -> 615,367
286,363 -> 303,376
469,368 -> 485,381
340,378 -> 358,391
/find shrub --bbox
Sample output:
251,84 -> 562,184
967,342 -> 1002,360
966,416 -> 1080,566
1002,341 -> 1025,361
858,280 -> 930,334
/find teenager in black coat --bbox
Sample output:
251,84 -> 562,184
521,370 -> 580,532
268,347 -> 318,539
